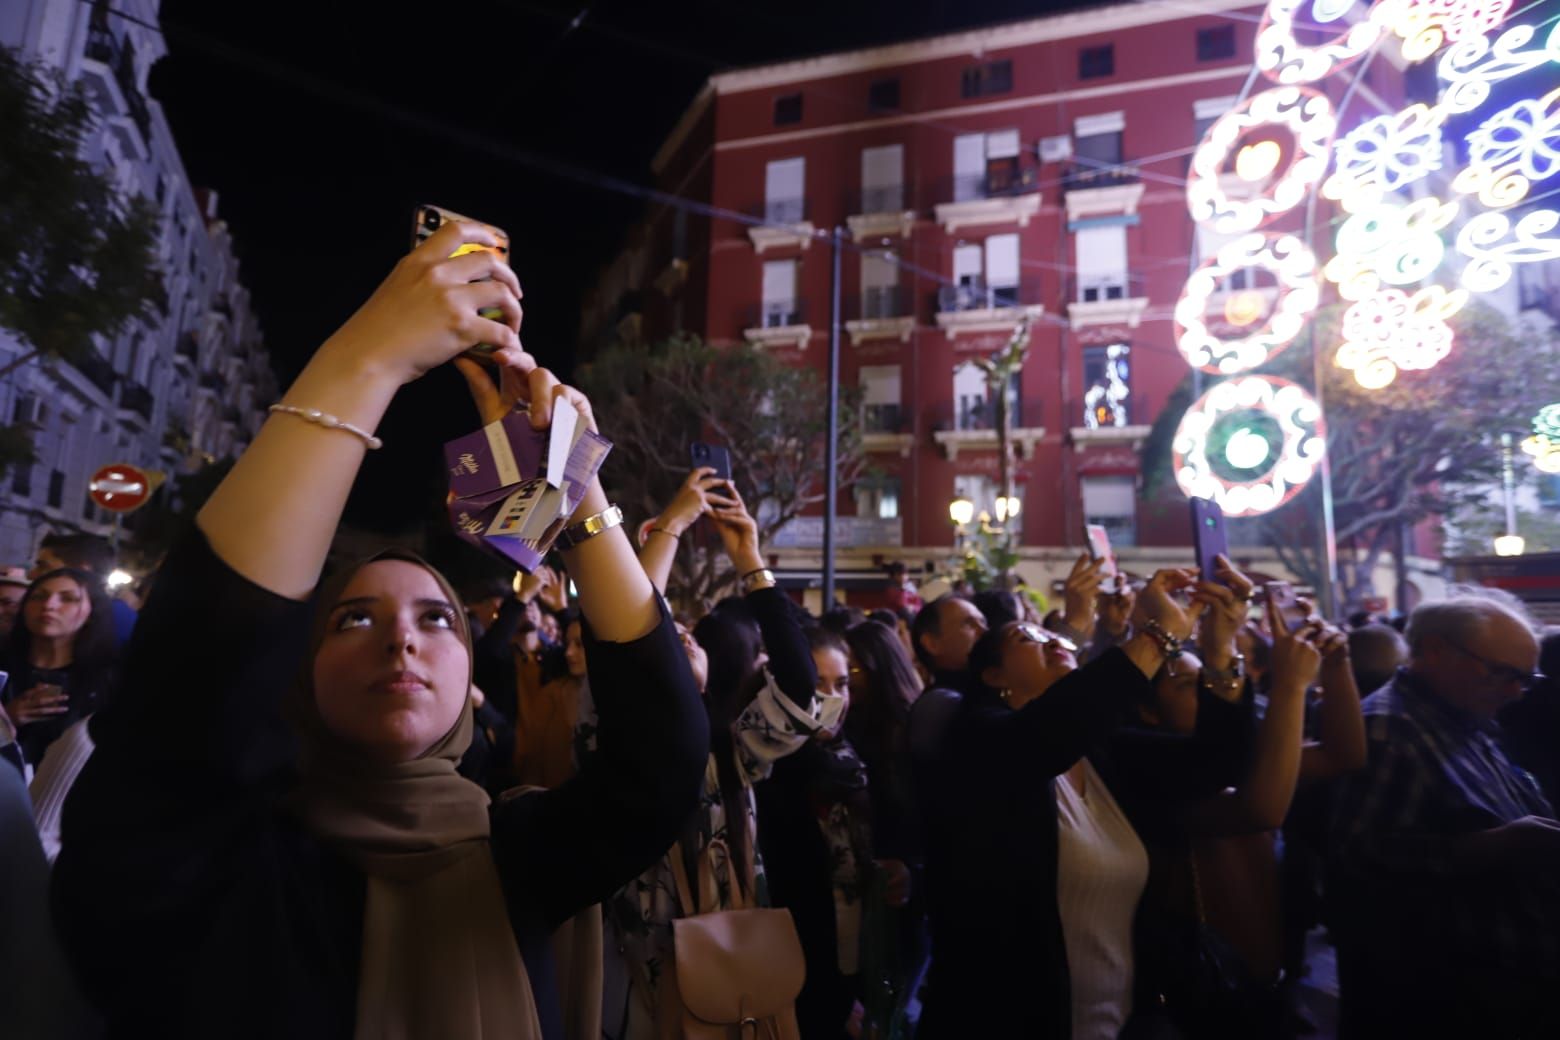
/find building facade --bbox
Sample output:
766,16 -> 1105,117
581,0 -> 1523,606
0,0 -> 275,565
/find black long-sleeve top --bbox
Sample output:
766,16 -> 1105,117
51,532 -> 708,1040
915,650 -> 1251,1040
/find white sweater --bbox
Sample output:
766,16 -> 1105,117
29,717 -> 95,863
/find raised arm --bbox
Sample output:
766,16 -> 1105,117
638,468 -> 724,594
1301,620 -> 1368,781
199,220 -> 524,600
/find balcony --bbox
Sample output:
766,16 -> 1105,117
846,186 -> 916,241
54,349 -> 117,401
861,403 -> 914,456
933,168 -> 1041,234
845,285 -> 915,346
746,198 -> 815,253
1062,162 -> 1145,222
743,300 -> 812,350
117,381 -> 155,426
930,398 -> 1047,460
934,278 -> 1045,339
1066,272 -> 1150,329
81,23 -> 151,158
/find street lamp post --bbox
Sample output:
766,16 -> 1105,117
1494,432 -> 1526,557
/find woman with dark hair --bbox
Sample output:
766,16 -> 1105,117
51,220 -> 709,1039
917,567 -> 1211,1040
844,619 -> 923,867
1,568 -> 117,767
622,478 -> 836,1038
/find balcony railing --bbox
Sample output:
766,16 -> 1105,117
937,278 -> 1043,313
848,285 -> 909,321
745,299 -> 808,329
118,381 -> 154,421
1062,162 -> 1141,192
759,197 -> 807,225
862,403 -> 907,435
851,185 -> 906,214
931,397 -> 1044,432
69,350 -> 118,398
1068,271 -> 1147,303
941,163 -> 1039,203
84,23 -> 150,145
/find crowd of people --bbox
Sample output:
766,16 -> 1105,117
3,219 -> 1558,1040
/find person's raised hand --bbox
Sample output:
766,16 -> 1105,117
6,684 -> 70,726
327,220 -> 525,386
1062,554 -> 1105,641
1194,554 -> 1255,668
658,467 -> 728,537
1098,581 -> 1135,640
708,482 -> 764,576
536,565 -> 569,614
1131,568 -> 1204,644
1267,593 -> 1322,694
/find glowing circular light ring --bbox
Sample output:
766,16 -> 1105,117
1324,197 -> 1461,301
1381,0 -> 1516,63
1189,87 -> 1337,234
1176,233 -> 1320,374
1456,208 -> 1560,294
1321,103 -> 1446,214
1256,0 -> 1383,84
1173,376 -> 1326,518
1437,21 -> 1560,116
1333,285 -> 1468,389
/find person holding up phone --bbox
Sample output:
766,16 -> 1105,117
637,466 -> 734,598
52,219 -> 709,1040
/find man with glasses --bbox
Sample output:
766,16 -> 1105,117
1329,589 -> 1559,1038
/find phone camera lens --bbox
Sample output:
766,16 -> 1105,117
421,209 -> 442,231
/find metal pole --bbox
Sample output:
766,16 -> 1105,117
1501,432 -> 1518,536
822,225 -> 843,608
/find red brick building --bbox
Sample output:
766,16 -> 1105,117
582,0 -> 1431,604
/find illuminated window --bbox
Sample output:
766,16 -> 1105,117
855,475 -> 901,520
1083,345 -> 1132,428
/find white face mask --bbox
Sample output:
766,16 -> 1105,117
813,689 -> 847,733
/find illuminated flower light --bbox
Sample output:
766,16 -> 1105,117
1225,290 -> 1269,327
1323,197 -> 1461,301
1188,87 -> 1337,234
1438,20 -> 1560,116
1333,285 -> 1468,388
1173,376 -> 1326,518
1456,208 -> 1560,293
1454,88 -> 1560,209
1256,0 -> 1383,84
1175,233 -> 1320,374
1378,0 -> 1515,62
1322,104 -> 1446,213
1521,404 -> 1560,474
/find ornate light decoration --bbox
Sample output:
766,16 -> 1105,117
1175,233 -> 1320,374
1321,103 -> 1446,212
1520,404 -> 1560,474
1256,0 -> 1385,84
1187,87 -> 1338,234
1173,376 -> 1326,517
1334,285 -> 1469,388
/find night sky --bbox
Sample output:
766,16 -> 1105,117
141,0 -> 1071,535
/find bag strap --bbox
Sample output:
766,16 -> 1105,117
670,838 -> 754,916
669,840 -> 703,917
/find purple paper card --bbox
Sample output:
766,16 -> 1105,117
444,412 -> 549,500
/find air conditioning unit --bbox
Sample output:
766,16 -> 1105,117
1039,135 -> 1073,163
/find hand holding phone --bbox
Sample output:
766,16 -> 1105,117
689,441 -> 732,482
1085,523 -> 1120,594
1189,497 -> 1230,587
1262,581 -> 1310,631
411,204 -> 513,361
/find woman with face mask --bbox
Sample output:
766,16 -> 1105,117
51,219 -> 709,1040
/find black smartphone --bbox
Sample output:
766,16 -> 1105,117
689,441 -> 732,482
1189,496 -> 1229,585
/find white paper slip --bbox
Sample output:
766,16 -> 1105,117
546,400 -> 579,489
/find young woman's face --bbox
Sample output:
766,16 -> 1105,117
987,623 -> 1078,706
676,620 -> 709,694
24,575 -> 92,641
813,646 -> 852,742
1149,651 -> 1203,735
563,620 -> 587,679
312,560 -> 471,763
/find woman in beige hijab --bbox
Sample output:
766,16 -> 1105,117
52,219 -> 709,1040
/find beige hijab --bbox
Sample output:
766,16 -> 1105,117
287,549 -> 541,1040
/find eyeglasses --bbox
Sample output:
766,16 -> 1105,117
1014,623 -> 1079,655
1450,641 -> 1547,691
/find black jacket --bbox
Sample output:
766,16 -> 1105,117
52,532 -> 708,1040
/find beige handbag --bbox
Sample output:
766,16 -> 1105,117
656,839 -> 806,1040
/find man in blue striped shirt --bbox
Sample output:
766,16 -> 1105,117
1329,590 -> 1558,1038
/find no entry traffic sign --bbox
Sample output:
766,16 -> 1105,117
89,463 -> 153,513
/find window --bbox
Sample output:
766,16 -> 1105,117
773,93 -> 803,126
868,77 -> 900,112
985,233 -> 1020,304
764,157 -> 806,223
10,461 -> 31,496
1079,45 -> 1114,79
1082,476 -> 1136,546
761,259 -> 798,326
859,365 -> 903,434
860,251 -> 900,318
855,476 -> 901,520
952,129 -> 1021,201
952,362 -> 1019,430
1075,225 -> 1129,301
1083,344 -> 1132,428
960,59 -> 1013,98
47,469 -> 65,509
1197,25 -> 1236,61
12,393 -> 38,424
1074,112 -> 1124,168
860,144 -> 904,213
